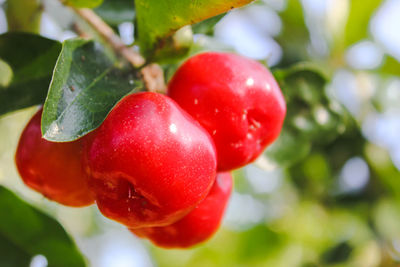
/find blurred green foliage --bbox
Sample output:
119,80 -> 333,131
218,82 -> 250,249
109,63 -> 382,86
147,1 -> 400,266
0,186 -> 86,267
4,0 -> 42,33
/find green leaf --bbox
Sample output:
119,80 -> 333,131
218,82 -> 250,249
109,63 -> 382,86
63,0 -> 103,8
0,32 -> 61,116
94,0 -> 135,26
135,0 -> 253,59
264,129 -> 311,167
0,234 -> 31,267
321,242 -> 353,264
273,62 -> 329,84
42,38 -> 143,142
192,13 -> 226,35
380,55 -> 400,76
344,0 -> 383,47
273,62 -> 329,107
151,26 -> 193,63
0,59 -> 12,87
5,0 -> 42,33
276,0 -> 309,66
0,186 -> 86,267
268,63 -> 347,166
237,225 -> 282,261
277,63 -> 345,140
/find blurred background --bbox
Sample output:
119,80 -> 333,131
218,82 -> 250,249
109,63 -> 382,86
1,0 -> 400,266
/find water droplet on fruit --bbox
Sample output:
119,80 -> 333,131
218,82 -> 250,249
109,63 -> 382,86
232,142 -> 243,148
246,77 -> 254,86
169,123 -> 177,133
128,186 -> 132,198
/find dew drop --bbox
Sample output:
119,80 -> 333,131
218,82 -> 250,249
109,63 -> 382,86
246,77 -> 254,86
169,123 -> 177,133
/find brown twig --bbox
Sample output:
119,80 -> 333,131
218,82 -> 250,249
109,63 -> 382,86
71,8 -> 167,92
72,8 -> 145,68
72,22 -> 90,39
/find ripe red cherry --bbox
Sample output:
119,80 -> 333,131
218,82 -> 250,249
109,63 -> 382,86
168,52 -> 286,171
15,108 -> 94,207
131,172 -> 232,248
84,92 -> 217,228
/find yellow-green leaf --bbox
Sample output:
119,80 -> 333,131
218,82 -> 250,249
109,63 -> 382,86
135,0 -> 253,59
63,0 -> 103,8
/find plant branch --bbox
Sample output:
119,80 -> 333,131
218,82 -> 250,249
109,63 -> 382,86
72,8 -> 145,68
71,8 -> 166,92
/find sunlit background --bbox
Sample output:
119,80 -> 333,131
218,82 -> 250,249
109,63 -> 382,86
1,0 -> 400,266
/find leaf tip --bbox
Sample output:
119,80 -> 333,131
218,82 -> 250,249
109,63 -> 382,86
42,121 -> 63,141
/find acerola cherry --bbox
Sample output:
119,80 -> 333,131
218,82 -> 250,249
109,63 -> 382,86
15,108 -> 94,207
84,92 -> 217,229
168,52 -> 286,171
131,172 -> 232,248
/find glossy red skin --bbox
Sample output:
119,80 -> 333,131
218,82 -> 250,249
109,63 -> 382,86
168,52 -> 286,171
131,172 -> 232,248
84,92 -> 217,228
15,108 -> 94,207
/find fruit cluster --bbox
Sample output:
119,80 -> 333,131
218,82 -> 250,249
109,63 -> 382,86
15,52 -> 286,248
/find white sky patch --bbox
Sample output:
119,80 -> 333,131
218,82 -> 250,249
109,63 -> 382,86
0,7 -> 7,34
30,255 -> 48,267
245,164 -> 282,194
223,192 -> 265,230
340,157 -> 370,192
119,22 -> 134,45
215,7 -> 282,64
371,0 -> 400,61
346,40 -> 384,70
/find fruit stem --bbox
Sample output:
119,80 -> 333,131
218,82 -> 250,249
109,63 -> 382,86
140,64 -> 167,94
72,8 -> 145,68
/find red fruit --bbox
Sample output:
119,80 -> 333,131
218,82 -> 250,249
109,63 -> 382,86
84,92 -> 217,228
15,108 -> 94,207
131,172 -> 232,248
168,52 -> 286,171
